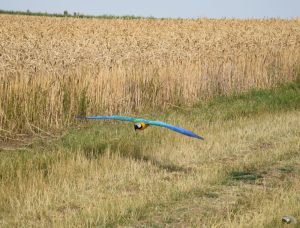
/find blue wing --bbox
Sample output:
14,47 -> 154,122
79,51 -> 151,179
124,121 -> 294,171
142,119 -> 204,140
77,115 -> 137,122
77,115 -> 204,140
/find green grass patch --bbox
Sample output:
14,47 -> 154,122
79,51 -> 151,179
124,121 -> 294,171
190,81 -> 300,122
278,166 -> 294,174
229,171 -> 263,182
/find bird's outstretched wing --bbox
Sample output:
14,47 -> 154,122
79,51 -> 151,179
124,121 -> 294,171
77,115 -> 204,140
141,119 -> 204,140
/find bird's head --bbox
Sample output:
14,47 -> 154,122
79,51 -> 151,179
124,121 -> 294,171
134,123 -> 142,130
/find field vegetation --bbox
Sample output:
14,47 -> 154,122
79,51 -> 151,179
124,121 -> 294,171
0,15 -> 300,137
0,9 -> 146,19
0,82 -> 299,227
0,14 -> 300,227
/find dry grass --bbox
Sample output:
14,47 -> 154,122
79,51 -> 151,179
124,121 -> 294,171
0,82 -> 299,227
0,106 -> 299,227
1,15 -> 300,135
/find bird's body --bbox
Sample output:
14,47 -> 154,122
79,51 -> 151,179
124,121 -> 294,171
77,115 -> 204,140
134,122 -> 150,130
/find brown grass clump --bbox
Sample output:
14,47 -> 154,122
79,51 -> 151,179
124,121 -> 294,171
0,15 -> 300,135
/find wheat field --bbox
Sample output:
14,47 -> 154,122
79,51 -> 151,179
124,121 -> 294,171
1,14 -> 300,227
0,15 -> 300,136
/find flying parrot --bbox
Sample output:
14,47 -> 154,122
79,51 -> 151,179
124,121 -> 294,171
77,115 -> 204,140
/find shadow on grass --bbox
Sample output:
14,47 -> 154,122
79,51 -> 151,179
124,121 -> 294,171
60,124 -> 190,173
129,152 -> 192,173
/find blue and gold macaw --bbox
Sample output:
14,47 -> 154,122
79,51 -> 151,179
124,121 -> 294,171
77,115 -> 204,140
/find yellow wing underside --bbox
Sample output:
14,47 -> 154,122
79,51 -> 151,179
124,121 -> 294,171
140,122 -> 150,130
